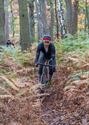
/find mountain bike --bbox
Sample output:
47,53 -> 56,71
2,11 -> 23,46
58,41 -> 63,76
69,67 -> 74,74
38,59 -> 55,85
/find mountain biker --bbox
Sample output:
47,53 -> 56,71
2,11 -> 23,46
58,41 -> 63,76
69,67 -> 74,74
6,40 -> 15,48
34,35 -> 56,84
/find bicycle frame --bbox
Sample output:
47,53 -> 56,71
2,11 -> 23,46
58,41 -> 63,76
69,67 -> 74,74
38,65 -> 54,84
37,58 -> 55,84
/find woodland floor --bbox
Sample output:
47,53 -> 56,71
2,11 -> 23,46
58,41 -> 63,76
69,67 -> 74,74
0,47 -> 89,125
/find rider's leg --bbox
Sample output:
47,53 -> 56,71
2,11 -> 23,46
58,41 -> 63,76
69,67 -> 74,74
49,58 -> 56,82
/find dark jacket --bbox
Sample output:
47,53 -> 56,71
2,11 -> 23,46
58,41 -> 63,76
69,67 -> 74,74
35,42 -> 56,64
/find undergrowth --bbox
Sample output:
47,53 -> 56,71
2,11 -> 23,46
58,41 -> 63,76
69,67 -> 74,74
0,32 -> 89,99
56,32 -> 89,53
1,46 -> 35,67
55,32 -> 89,63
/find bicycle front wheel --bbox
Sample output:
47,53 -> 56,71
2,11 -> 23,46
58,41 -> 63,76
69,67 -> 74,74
41,66 -> 48,84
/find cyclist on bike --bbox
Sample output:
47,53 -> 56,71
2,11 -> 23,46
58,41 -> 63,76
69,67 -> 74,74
34,35 -> 56,84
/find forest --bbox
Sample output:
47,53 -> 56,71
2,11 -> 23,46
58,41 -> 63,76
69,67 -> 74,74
0,0 -> 89,125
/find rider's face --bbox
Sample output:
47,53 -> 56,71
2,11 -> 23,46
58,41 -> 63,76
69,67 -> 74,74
43,40 -> 50,46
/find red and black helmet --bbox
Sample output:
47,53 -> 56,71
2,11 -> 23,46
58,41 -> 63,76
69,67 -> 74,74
42,35 -> 51,41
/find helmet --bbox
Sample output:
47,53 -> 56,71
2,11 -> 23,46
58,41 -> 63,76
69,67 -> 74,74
43,35 -> 51,41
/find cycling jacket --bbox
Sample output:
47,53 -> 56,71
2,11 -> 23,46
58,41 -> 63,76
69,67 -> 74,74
35,42 -> 56,64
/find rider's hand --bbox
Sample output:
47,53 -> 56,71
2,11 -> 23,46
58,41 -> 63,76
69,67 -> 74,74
35,63 -> 38,67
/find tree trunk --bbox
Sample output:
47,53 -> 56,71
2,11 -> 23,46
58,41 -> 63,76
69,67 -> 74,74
49,0 -> 54,40
72,0 -> 79,34
85,0 -> 87,32
35,0 -> 48,39
54,0 -> 59,39
29,0 -> 35,44
0,0 -> 5,44
87,7 -> 89,34
85,0 -> 89,34
10,1 -> 15,38
18,0 -> 30,51
65,0 -> 73,34
65,0 -> 78,35
39,0 -> 48,35
58,0 -> 67,38
4,0 -> 9,41
35,0 -> 43,40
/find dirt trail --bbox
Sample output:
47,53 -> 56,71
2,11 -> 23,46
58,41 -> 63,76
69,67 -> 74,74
0,61 -> 67,125
39,66 -> 89,125
1,57 -> 89,125
40,68 -> 68,125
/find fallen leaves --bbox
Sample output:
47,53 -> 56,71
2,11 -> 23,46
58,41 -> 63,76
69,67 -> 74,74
40,51 -> 89,125
1,48 -> 89,125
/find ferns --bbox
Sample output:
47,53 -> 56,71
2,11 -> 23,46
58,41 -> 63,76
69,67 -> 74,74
0,76 -> 19,91
0,75 -> 42,100
0,76 -> 19,99
56,32 -> 89,53
1,46 -> 35,67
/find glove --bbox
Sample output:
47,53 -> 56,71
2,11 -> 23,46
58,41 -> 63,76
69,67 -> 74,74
35,63 -> 38,67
